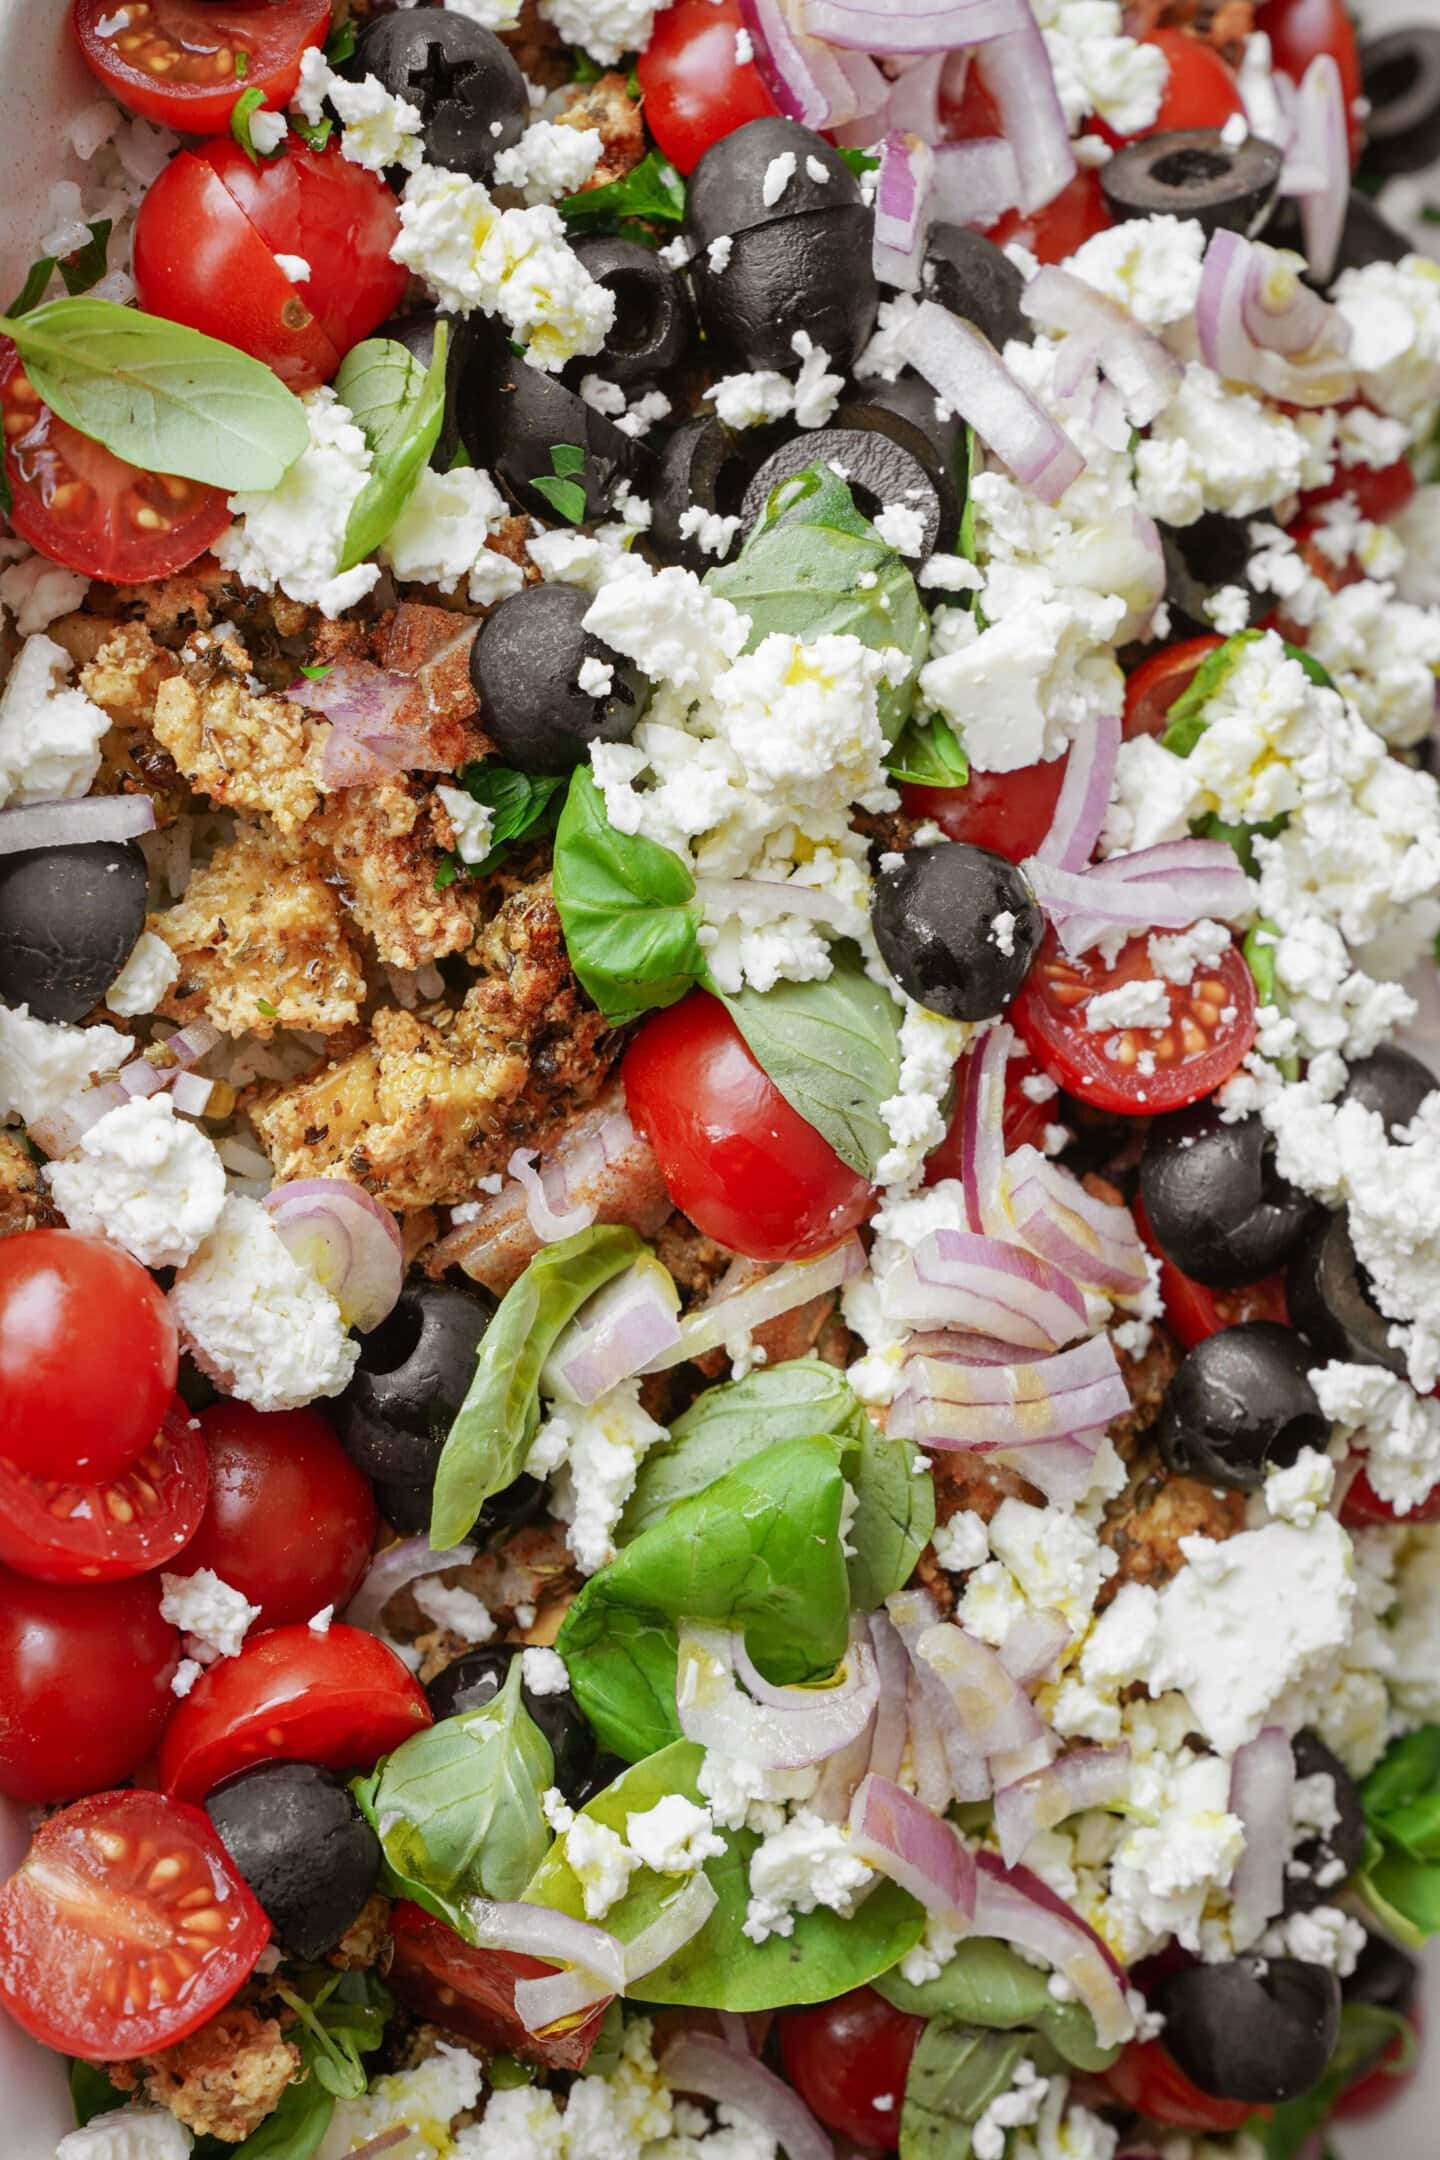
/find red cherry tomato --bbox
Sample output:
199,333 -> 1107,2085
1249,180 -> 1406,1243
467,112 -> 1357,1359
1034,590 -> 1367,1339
134,136 -> 406,389
0,1566 -> 180,1802
1097,29 -> 1245,145
1256,0 -> 1364,163
1123,636 -> 1224,741
0,347 -> 230,582
988,170 -> 1112,265
0,1229 -> 178,1483
1341,1465 -> 1440,1528
160,1622 -> 432,1802
777,1987 -> 924,2151
1298,455 -> 1418,529
0,1789 -> 268,2061
72,0 -> 329,135
622,991 -> 875,1263
177,1403 -> 377,1629
1011,928 -> 1258,1118
636,0 -> 778,175
0,1398 -> 206,1584
940,52 -> 1003,139
902,753 -> 1068,865
1102,2036 -> 1259,2132
387,1901 -> 613,2071
925,1045 -> 1054,1185
1333,2002 -> 1424,2121
1135,1198 -> 1290,1349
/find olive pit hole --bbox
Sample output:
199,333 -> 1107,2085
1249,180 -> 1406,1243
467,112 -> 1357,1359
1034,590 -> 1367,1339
1151,146 -> 1232,189
358,1295 -> 425,1375
1369,52 -> 1421,104
606,268 -> 660,356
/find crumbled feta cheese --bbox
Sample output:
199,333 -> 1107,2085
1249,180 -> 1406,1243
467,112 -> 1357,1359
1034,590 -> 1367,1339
325,2040 -> 485,2158
1314,1361 -> 1440,1516
106,930 -> 182,1017
873,501 -> 928,555
414,1577 -> 497,1641
1332,255 -> 1440,426
0,632 -> 112,805
248,111 -> 289,157
1260,1903 -> 1366,1975
706,233 -> 734,274
272,247 -> 309,281
443,0 -> 522,24
1136,362 -> 1334,525
0,1004 -> 129,1128
1035,0 -> 1168,135
625,1794 -> 726,1875
1105,1752 -> 1245,1960
170,1659 -> 203,1699
696,1750 -> 821,1837
169,1195 -> 359,1411
380,464 -> 523,606
918,553 -> 983,593
216,387 -> 380,618
710,368 -> 797,430
1085,979 -> 1172,1033
931,1509 -> 990,1573
986,1498 -> 1118,1629
493,119 -> 603,204
1067,214 -> 1206,328
577,655 -> 616,699
521,1646 -> 570,1696
56,2107 -> 195,2160
0,552 -> 90,636
309,1604 -> 333,1633
46,1093 -> 226,1269
1264,1447 -> 1337,1528
526,1377 -> 667,1575
567,1813 -> 640,1919
1100,735 -> 1204,855
436,783 -> 496,867
676,504 -> 742,560
876,1003 -> 970,1189
537,0 -> 658,66
743,1811 -> 874,1942
761,151 -> 796,207
160,1567 -> 260,1663
294,48 -> 423,171
973,2062 -> 1050,2160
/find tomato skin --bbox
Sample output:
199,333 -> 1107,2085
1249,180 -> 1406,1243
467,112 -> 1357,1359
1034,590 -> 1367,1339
1298,455 -> 1417,530
1256,0 -> 1364,162
160,1623 -> 432,1802
988,170 -> 1112,264
637,0 -> 778,175
0,1398 -> 206,1584
623,992 -> 875,1264
0,1789 -> 268,2060
0,1229 -> 178,1483
388,1901 -> 613,2071
777,1987 -> 924,2151
1099,29 -> 1245,144
1341,1464 -> 1440,1529
1123,636 -> 1224,741
177,1403 -> 377,1629
73,0 -> 330,136
0,1566 -> 180,1802
902,754 -> 1068,865
1102,2036 -> 1259,2132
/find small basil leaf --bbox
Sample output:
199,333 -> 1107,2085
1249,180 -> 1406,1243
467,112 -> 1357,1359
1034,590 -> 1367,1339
552,766 -> 707,1025
1163,631 -> 1336,757
886,713 -> 969,789
899,2024 -> 1030,2160
6,219 -> 110,318
532,472 -> 588,523
456,763 -> 565,873
335,327 -> 449,571
1363,1723 -> 1440,1822
552,442 -> 586,477
323,17 -> 357,63
230,84 -> 276,167
559,149 -> 685,229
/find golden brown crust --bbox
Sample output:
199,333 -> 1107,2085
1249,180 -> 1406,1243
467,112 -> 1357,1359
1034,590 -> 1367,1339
327,1892 -> 394,1973
558,72 -> 647,190
0,1131 -> 58,1238
151,663 -> 322,837
108,2006 -> 301,2145
305,776 -> 476,970
1098,1447 -> 1246,1603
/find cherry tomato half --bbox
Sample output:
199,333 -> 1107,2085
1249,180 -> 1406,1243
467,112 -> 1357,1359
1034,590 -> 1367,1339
0,1398 -> 206,1584
777,1987 -> 924,2152
0,1565 -> 180,1803
176,1403 -> 377,1629
902,752 -> 1068,865
0,348 -> 230,582
73,0 -> 329,135
1011,928 -> 1258,1117
988,169 -> 1112,265
1099,29 -> 1245,145
160,1623 -> 432,1802
0,1789 -> 268,2060
1298,454 -> 1417,530
637,0 -> 778,175
1134,1198 -> 1290,1349
1341,1465 -> 1440,1529
1123,636 -> 1224,740
0,1228 -> 179,1483
1256,0 -> 1364,163
388,1901 -> 613,2071
1102,2035 -> 1259,2133
623,991 -> 875,1263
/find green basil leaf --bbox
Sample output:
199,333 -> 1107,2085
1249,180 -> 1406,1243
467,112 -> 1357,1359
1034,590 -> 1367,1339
324,17 -> 357,63
335,329 -> 449,571
532,472 -> 588,523
558,1435 -> 855,1760
899,2024 -> 1030,2160
1381,1790 -> 1440,1862
233,1972 -> 391,2160
1200,808 -> 1287,878
231,2071 -> 333,2160
69,2060 -> 122,2127
1163,631 -> 1336,758
958,422 -> 980,572
560,149 -> 685,229
873,1936 -> 1118,2068
456,763 -> 565,872
0,295 -> 308,491
717,946 -> 903,1179
1363,1723 -> 1440,1823
552,442 -> 586,477
524,1740 -> 924,2007
6,220 -> 110,319
839,147 -> 881,176
552,766 -> 707,1025
430,1224 -> 645,1548
886,712 -> 970,789
1360,1847 -> 1440,1939
290,111 -> 333,151
231,84 -> 275,166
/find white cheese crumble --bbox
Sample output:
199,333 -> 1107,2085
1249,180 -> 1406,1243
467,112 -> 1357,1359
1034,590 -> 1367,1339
761,151 -> 796,208
676,504 -> 742,560
379,464 -> 524,606
0,632 -> 112,805
107,930 -> 182,1017
160,1567 -> 260,1664
567,1813 -> 640,1920
169,1195 -> 359,1411
1135,362 -> 1334,526
1264,1447 -> 1337,1528
1314,1361 -> 1440,1516
931,1508 -> 990,1573
293,48 -> 423,171
521,1646 -> 570,1696
525,1376 -> 667,1575
413,1577 -> 497,1641
56,2108 -> 195,2160
216,387 -> 380,619
625,1795 -> 726,1875
493,119 -> 603,204
0,1004 -> 128,1128
0,551 -> 90,636
1084,979 -> 1172,1033
45,1093 -> 227,1269
742,1810 -> 874,1943
1067,214 -> 1207,328
436,784 -> 496,866
537,0 -> 658,66
273,249 -> 310,281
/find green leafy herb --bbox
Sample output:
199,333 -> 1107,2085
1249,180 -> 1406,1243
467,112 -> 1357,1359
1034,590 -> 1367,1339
334,327 -> 449,571
352,1660 -> 554,1929
323,17 -> 356,64
706,463 -> 929,745
626,64 -> 643,99
1197,808 -> 1285,878
255,997 -> 278,1018
234,47 -> 249,77
886,712 -> 970,789
70,2060 -> 121,2127
899,2024 -> 1031,2160
876,1940 -> 1119,2074
434,856 -> 460,891
839,147 -> 882,176
718,946 -> 903,1180
454,763 -> 565,874
552,766 -> 707,1025
289,110 -> 333,152
298,661 -> 333,683
217,1969 -> 391,2160
0,296 -> 308,491
1357,1723 -> 1440,1943
524,1740 -> 924,2006
572,49 -> 604,83
560,149 -> 686,229
958,422 -> 980,576
1242,918 -> 1299,1081
6,219 -> 112,319
230,84 -> 277,165
1251,2002 -> 1416,2160
532,441 -> 589,523
552,442 -> 586,476
431,1225 -> 644,1548
558,1435 -> 856,1761
1163,630 -> 1338,758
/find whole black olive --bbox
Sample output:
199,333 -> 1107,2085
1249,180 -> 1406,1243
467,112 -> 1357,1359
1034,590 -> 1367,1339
1157,1321 -> 1328,1490
871,844 -> 1044,1023
426,1644 -> 596,1799
1340,1042 -> 1435,1136
572,1752 -> 628,1808
1154,1957 -> 1341,2104
922,223 -> 1031,350
337,1283 -> 496,1487
689,206 -> 879,374
469,584 -> 650,775
0,841 -> 149,1024
1344,1930 -> 1420,2018
373,1470 -> 546,1543
1160,512 -> 1279,639
1140,1103 -> 1315,1287
1269,192 -> 1413,284
1360,27 -> 1440,177
651,415 -> 766,572
351,10 -> 527,180
1286,1209 -> 1408,1374
570,235 -> 693,388
206,1763 -> 380,1960
376,308 -> 474,472
738,405 -> 958,560
458,332 -> 642,523
1100,129 -> 1284,238
1286,1730 -> 1367,1913
685,117 -> 861,249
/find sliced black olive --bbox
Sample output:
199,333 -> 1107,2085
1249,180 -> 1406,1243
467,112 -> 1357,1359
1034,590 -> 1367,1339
426,1643 -> 596,1799
1286,1208 -> 1408,1374
871,844 -> 1045,1023
1360,27 -> 1440,177
373,1471 -> 546,1543
206,1763 -> 380,1961
351,10 -> 527,181
1154,1957 -> 1342,2105
1100,128 -> 1284,239
685,116 -> 861,249
470,584 -> 650,775
651,414 -> 769,572
1340,1042 -> 1435,1137
1286,1731 -> 1367,1913
376,308 -> 474,472
1344,1930 -> 1421,2017
922,223 -> 1030,350
1140,1102 -> 1315,1287
689,205 -> 879,375
739,404 -> 958,560
458,331 -> 643,522
1157,1320 -> 1328,1490
570,235 -> 693,388
337,1283 -> 496,1487
0,841 -> 149,1025
865,369 -> 969,481
1159,512 -> 1279,638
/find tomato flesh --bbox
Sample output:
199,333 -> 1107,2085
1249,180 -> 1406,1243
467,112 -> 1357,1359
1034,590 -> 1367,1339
988,170 -> 1112,264
623,991 -> 875,1263
1123,636 -> 1224,741
73,0 -> 330,136
0,1398 -> 206,1584
1103,2036 -> 1259,2132
637,0 -> 777,175
1011,929 -> 1257,1117
160,1622 -> 433,1802
388,1901 -> 613,2070
777,1987 -> 923,2151
0,1566 -> 180,1803
0,1789 -> 268,2060
1341,1464 -> 1440,1529
1298,455 -> 1417,530
1098,29 -> 1245,144
902,753 -> 1068,865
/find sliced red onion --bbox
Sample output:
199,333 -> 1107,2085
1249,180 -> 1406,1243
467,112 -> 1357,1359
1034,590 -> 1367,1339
169,1071 -> 217,1118
997,1606 -> 1071,1686
662,2033 -> 835,2160
1032,713 -> 1119,875
508,1146 -> 597,1244
717,2011 -> 753,2056
118,1056 -> 175,1101
830,46 -> 889,119
1004,1145 -> 1150,1300
692,876 -> 857,927
867,1612 -> 912,1785
989,1432 -> 1103,1504
28,1076 -> 132,1158
541,1260 -> 681,1406
972,9 -> 1076,215
910,1619 -> 1051,1759
288,659 -> 431,790
1241,253 -> 1331,357
907,1663 -> 962,1811
930,137 -> 1022,228
952,1021 -> 1014,1237
1229,1725 -> 1295,1947
641,1234 -> 865,1374
800,0 -> 1023,54
0,793 -> 156,855
906,1328 -> 1028,1366
807,1711 -> 879,1825
342,1534 -> 478,1637
1292,55 -> 1348,284
1021,268 -> 1181,426
891,1333 -> 1130,1450
887,51 -> 948,144
972,1850 -> 1134,2047
885,1227 -> 1090,1352
1024,841 -> 1253,955
905,301 -> 1085,505
263,1178 -> 403,1332
849,1772 -> 978,1924
623,1868 -> 718,1981
738,0 -> 855,128
994,1746 -> 1133,1867
675,1620 -> 879,1769
1196,229 -> 1355,410
346,2131 -> 422,2160
472,1899 -> 626,2010
164,1019 -> 223,1069
875,131 -> 935,293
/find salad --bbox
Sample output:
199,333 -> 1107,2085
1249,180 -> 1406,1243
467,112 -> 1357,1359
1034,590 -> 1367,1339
3,0 -> 1440,2156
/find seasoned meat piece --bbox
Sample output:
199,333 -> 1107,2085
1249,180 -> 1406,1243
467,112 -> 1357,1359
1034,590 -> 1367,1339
309,602 -> 489,774
307,776 -> 476,969
1109,1328 -> 1180,1462
0,1130 -> 57,1237
107,2006 -> 300,2145
150,825 -> 366,1039
328,1891 -> 393,1972
152,660 -> 322,835
91,563 -> 316,646
1098,1442 -> 1246,1602
654,1213 -> 734,1301
558,71 -> 646,188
